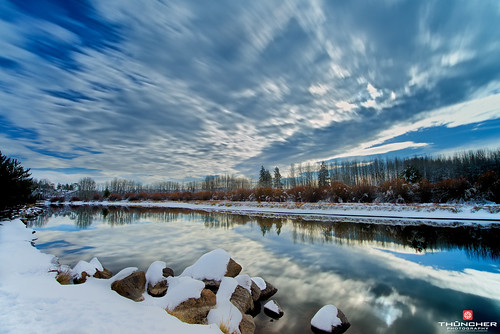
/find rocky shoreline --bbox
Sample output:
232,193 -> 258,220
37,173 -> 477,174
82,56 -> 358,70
54,248 -> 349,334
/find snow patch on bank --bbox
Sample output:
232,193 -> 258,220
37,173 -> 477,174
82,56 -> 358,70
0,219 -> 223,334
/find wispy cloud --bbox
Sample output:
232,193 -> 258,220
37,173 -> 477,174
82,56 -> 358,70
1,0 -> 500,182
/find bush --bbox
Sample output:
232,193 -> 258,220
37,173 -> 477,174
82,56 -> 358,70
475,171 -> 500,203
379,179 -> 411,203
70,196 -> 81,202
351,183 -> 376,203
326,182 -> 351,203
433,178 -> 471,203
108,193 -> 122,201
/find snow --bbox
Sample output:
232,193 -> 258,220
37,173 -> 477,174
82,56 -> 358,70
0,219 -> 223,334
207,277 -> 242,334
56,200 -> 500,226
251,276 -> 267,290
146,260 -> 167,286
264,300 -> 280,314
72,257 -> 103,278
181,248 -> 231,281
163,276 -> 205,310
311,304 -> 342,332
235,274 -> 252,292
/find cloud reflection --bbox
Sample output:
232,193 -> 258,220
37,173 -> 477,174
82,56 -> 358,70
31,207 -> 500,333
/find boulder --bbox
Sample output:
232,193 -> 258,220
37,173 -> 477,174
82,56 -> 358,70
225,258 -> 242,277
162,267 -> 174,278
202,279 -> 221,293
260,280 -> 278,300
263,300 -> 284,319
147,280 -> 168,297
181,249 -> 241,282
94,267 -> 113,279
230,285 -> 254,314
239,314 -> 256,334
111,271 -> 146,302
169,289 -> 217,324
250,280 -> 261,302
73,271 -> 89,285
311,305 -> 350,334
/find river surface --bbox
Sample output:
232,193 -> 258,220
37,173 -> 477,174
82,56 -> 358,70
28,205 -> 500,334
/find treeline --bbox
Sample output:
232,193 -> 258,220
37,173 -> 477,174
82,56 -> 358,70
43,148 -> 500,204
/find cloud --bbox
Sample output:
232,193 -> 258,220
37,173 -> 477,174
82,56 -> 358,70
1,0 -> 500,182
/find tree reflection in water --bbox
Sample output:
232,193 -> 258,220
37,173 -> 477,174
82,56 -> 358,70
30,205 -> 500,260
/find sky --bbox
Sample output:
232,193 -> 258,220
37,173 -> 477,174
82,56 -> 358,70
1,0 -> 500,184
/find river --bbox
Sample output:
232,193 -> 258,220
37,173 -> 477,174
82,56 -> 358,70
28,205 -> 500,334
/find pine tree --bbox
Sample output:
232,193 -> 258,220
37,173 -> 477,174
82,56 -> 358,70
258,166 -> 272,188
273,167 -> 283,189
0,151 -> 35,210
318,161 -> 329,187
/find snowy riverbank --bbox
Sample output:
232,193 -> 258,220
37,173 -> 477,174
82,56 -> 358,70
47,200 -> 500,226
0,219 -> 224,334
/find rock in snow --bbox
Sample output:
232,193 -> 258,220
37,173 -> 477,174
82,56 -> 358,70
146,261 -> 168,297
263,300 -> 284,319
111,271 -> 147,302
311,304 -> 350,334
181,248 -> 242,281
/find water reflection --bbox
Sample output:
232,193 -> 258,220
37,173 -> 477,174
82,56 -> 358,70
32,206 -> 500,260
29,206 -> 500,334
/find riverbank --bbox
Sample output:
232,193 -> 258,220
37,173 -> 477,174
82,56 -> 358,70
46,200 -> 500,226
0,219 -> 224,334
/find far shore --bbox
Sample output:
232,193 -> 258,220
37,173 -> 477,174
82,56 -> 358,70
42,200 -> 500,226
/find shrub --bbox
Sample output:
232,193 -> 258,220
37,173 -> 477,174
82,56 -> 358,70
192,191 -> 213,201
326,182 -> 351,203
475,170 -> 500,203
108,193 -> 122,201
351,183 -> 376,203
70,196 -> 81,202
49,196 -> 65,203
379,178 -> 411,203
433,178 -> 471,203
92,193 -> 103,201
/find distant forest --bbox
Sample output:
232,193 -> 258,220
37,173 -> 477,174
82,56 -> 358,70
38,148 -> 500,204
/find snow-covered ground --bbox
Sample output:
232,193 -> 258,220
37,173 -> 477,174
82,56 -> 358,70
50,200 -> 500,226
0,219 -> 224,334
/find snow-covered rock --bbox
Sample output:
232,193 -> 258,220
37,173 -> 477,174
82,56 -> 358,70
263,300 -> 283,318
207,277 -> 243,334
146,261 -> 168,297
181,248 -> 241,282
169,288 -> 217,324
252,277 -> 277,300
111,271 -> 146,302
164,276 -> 205,310
0,220 -> 222,334
311,304 -> 350,334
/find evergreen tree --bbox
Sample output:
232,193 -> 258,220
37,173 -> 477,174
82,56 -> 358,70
273,167 -> 283,189
0,151 -> 35,210
318,161 -> 329,187
258,166 -> 272,188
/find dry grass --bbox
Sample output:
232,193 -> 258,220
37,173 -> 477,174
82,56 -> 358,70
52,269 -> 73,285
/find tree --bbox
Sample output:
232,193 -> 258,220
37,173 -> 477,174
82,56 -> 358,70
77,177 -> 97,200
258,166 -> 272,188
273,167 -> 283,189
0,151 -> 35,210
318,161 -> 329,187
401,165 -> 422,183
289,163 -> 297,188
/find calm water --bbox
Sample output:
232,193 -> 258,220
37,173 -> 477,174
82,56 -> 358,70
29,205 -> 500,334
